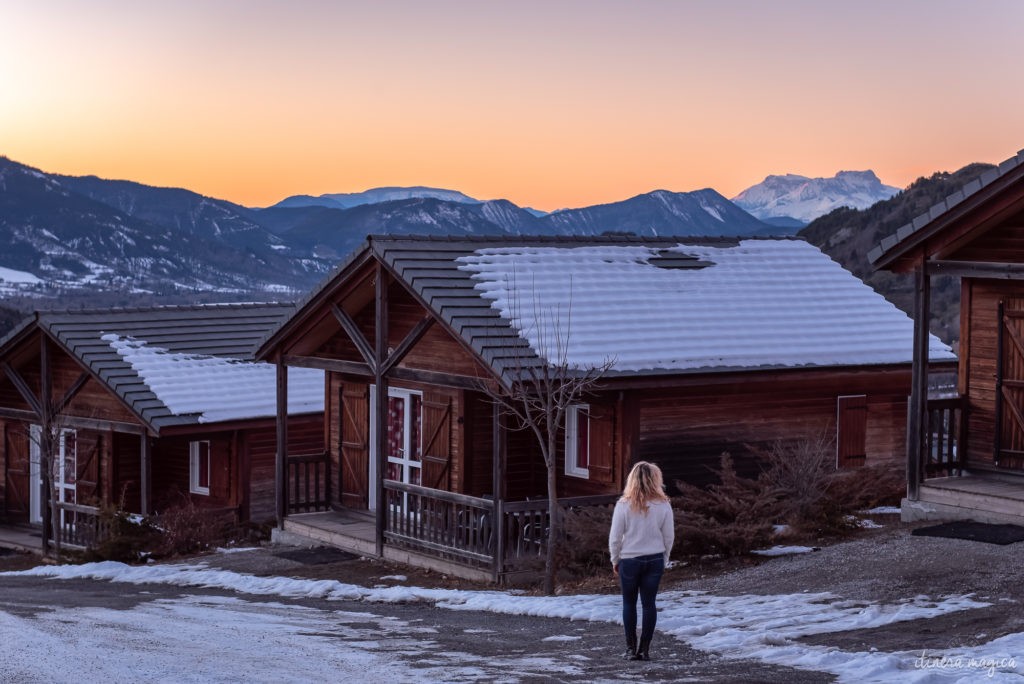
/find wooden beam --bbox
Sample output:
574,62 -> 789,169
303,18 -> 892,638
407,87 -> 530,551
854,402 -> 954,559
0,407 -> 147,435
54,371 -> 90,415
491,400 -> 506,582
40,335 -> 52,549
374,262 -> 388,556
927,260 -> 1024,280
2,362 -> 42,418
389,367 -> 485,391
330,303 -> 377,372
276,361 -> 288,529
282,354 -> 372,377
139,434 -> 151,515
907,264 -> 930,500
380,316 -> 435,375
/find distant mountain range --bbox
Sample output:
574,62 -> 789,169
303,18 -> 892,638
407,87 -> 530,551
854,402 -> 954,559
0,156 -> 796,304
733,170 -> 900,225
2,155 -> 942,337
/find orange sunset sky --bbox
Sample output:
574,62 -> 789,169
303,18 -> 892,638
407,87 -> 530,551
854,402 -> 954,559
2,1 -> 1022,211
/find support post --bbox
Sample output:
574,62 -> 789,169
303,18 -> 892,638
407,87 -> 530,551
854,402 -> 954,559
491,400 -> 506,582
140,433 -> 152,515
374,263 -> 388,556
907,264 -> 931,500
276,361 -> 288,529
39,335 -> 52,552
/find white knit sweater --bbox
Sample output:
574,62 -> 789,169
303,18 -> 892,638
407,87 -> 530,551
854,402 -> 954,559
608,499 -> 674,566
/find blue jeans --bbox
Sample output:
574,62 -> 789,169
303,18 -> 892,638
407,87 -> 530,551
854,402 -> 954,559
619,553 -> 665,644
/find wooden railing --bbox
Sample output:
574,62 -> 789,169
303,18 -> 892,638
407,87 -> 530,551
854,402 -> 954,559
52,501 -> 109,549
381,482 -> 618,575
287,451 -> 331,514
924,397 -> 964,476
383,481 -> 494,564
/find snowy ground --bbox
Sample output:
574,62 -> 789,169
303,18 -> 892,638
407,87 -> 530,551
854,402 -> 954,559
2,553 -> 1021,683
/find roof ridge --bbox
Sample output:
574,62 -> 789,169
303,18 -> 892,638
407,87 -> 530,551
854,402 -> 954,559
367,233 -> 800,245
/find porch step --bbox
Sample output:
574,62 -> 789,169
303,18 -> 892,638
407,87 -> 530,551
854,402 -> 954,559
904,473 -> 1024,525
277,512 -> 497,584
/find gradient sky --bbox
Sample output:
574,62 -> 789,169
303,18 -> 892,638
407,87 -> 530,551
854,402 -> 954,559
2,1 -> 1022,211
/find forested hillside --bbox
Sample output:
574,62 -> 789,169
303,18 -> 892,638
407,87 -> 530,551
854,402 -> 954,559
799,163 -> 996,346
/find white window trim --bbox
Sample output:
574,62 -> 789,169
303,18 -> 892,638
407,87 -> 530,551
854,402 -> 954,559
189,440 -> 211,495
565,404 -> 590,479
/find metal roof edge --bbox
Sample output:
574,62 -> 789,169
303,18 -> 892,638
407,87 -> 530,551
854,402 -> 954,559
871,148 -> 1024,268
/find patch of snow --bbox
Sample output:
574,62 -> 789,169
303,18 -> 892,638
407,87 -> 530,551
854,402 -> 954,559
751,545 -> 820,556
3,561 -> 1012,681
862,506 -> 901,515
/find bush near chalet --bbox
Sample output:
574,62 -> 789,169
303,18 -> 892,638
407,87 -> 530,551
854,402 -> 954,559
556,437 -> 903,578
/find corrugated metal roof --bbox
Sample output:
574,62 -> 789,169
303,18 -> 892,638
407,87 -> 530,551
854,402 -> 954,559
2,303 -> 323,432
869,149 -> 1024,267
364,235 -> 953,382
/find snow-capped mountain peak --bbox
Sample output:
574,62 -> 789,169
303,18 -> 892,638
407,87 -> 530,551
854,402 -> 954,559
731,170 -> 900,224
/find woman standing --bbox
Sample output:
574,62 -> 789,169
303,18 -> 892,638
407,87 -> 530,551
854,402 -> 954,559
608,461 -> 674,661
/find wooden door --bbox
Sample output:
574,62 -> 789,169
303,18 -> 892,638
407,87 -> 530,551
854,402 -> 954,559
996,301 -> 1024,469
340,383 -> 370,508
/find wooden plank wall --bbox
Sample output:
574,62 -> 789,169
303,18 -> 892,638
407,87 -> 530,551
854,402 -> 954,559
636,374 -> 910,494
244,415 -> 325,524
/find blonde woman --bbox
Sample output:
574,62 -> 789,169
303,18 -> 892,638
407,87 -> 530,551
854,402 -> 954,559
608,461 -> 674,661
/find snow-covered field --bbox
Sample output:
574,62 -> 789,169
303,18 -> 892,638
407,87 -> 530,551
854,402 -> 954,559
3,560 -> 1021,682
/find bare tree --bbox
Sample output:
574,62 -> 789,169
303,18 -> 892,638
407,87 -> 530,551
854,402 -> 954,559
23,411 -> 77,559
481,277 -> 614,594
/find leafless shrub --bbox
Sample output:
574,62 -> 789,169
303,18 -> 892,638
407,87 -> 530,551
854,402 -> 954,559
556,505 -> 615,578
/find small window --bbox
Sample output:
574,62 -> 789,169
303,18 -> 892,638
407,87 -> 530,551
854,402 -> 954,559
565,404 -> 590,478
190,440 -> 211,495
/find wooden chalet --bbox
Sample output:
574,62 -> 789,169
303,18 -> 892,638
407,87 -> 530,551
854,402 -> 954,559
870,148 -> 1024,523
0,303 -> 324,549
258,235 -> 952,582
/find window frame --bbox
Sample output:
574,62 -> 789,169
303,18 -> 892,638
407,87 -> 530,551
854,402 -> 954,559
564,403 -> 590,479
189,440 -> 211,495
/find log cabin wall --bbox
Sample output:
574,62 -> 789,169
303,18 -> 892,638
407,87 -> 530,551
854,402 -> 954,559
243,415 -> 325,524
960,278 -> 1024,468
634,371 -> 911,493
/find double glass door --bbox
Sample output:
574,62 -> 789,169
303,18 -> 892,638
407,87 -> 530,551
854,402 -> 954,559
369,387 -> 423,512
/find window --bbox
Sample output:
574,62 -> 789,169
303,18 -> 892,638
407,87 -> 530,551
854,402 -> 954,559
190,440 -> 211,495
565,404 -> 590,478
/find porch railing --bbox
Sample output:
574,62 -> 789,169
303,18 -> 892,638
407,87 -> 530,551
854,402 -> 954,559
924,396 -> 964,476
381,481 -> 617,574
52,501 -> 110,550
287,450 -> 331,514
383,481 -> 494,564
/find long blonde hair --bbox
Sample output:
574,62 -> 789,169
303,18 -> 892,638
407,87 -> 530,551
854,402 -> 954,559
621,461 -> 669,513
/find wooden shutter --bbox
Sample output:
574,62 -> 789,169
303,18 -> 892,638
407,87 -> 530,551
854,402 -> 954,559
421,392 -> 452,490
210,439 -> 232,501
587,403 -> 615,484
340,383 -> 370,507
997,302 -> 1024,469
837,395 -> 867,468
3,423 -> 30,517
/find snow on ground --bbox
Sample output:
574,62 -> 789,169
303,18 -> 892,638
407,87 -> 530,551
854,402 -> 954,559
750,545 -> 819,557
4,560 -> 1022,682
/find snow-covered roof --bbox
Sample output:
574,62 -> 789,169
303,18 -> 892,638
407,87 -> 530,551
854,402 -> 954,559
453,239 -> 953,374
308,235 -> 954,383
2,303 -> 323,431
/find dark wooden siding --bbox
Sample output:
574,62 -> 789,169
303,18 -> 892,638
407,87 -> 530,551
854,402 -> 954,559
947,216 -> 1024,263
635,372 -> 910,494
243,415 -> 325,524
2,420 -> 30,521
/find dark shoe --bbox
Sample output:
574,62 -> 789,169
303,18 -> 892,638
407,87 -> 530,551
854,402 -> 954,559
631,640 -> 651,661
622,632 -> 637,659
